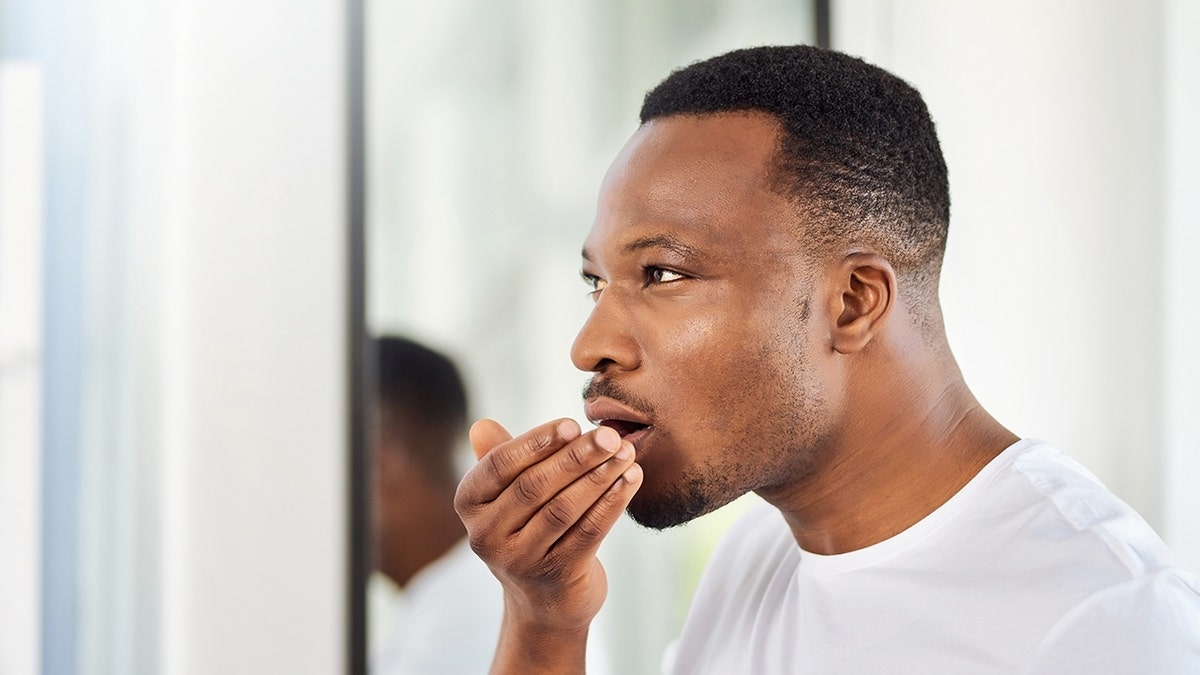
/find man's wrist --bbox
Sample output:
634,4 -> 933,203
489,607 -> 592,675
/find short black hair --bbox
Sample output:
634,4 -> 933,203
640,45 -> 950,299
374,336 -> 468,477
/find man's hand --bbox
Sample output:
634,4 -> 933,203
455,418 -> 642,674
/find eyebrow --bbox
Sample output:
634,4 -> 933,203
581,234 -> 705,262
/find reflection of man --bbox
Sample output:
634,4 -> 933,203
369,336 -> 501,674
455,46 -> 1200,674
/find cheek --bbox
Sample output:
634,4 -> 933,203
640,282 -> 815,414
651,303 -> 754,390
655,310 -> 789,421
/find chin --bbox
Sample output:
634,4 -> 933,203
625,482 -> 714,531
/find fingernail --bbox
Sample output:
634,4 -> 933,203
595,426 -> 620,452
557,419 -> 580,441
621,463 -> 643,484
615,441 -> 634,461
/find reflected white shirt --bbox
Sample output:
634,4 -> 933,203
370,538 -> 503,675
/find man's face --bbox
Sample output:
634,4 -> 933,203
573,112 -> 838,529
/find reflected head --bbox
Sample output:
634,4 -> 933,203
374,336 -> 468,484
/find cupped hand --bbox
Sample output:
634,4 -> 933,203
455,417 -> 642,636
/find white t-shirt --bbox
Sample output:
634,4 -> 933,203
370,538 -> 504,675
663,440 -> 1200,674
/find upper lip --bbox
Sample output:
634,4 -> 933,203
583,396 -> 653,429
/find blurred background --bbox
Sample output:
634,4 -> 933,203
1,1 -> 1196,674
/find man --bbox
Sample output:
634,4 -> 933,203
369,336 -> 501,674
454,46 -> 1200,673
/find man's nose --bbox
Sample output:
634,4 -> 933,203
570,293 -> 640,374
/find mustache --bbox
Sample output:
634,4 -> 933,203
581,378 -> 657,418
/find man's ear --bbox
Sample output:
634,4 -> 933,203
828,253 -> 896,354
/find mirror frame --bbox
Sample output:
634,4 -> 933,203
346,0 -> 369,672
341,2 -> 831,672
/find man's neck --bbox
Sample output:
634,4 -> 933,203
382,494 -> 467,589
762,349 -> 1017,555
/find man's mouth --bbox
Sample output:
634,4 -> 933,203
584,397 -> 654,446
598,418 -> 651,439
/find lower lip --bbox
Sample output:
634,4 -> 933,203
622,426 -> 653,452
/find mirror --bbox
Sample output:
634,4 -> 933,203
362,2 -> 820,672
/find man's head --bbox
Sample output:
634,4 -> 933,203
372,336 -> 469,580
374,336 -> 469,485
642,45 -> 949,317
573,46 -> 951,530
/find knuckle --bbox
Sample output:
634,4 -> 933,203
512,471 -> 546,506
465,521 -> 505,561
585,484 -> 626,531
574,511 -> 606,540
466,530 -> 490,557
465,522 -> 512,564
603,476 -> 632,506
583,462 -> 615,488
520,430 -> 556,457
453,491 -> 469,517
541,497 -> 576,531
484,451 -> 513,483
454,467 -> 496,518
452,478 -> 476,516
562,441 -> 592,471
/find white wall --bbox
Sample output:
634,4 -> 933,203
16,0 -> 352,671
0,62 -> 44,675
1161,0 -> 1200,572
157,1 -> 349,673
834,0 -> 1199,568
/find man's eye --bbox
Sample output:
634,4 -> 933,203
648,267 -> 685,284
581,272 -> 608,296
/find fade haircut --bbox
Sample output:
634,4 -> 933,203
640,45 -> 950,309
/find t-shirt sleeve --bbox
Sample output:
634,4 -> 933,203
1028,569 -> 1200,674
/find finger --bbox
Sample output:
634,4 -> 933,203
469,418 -> 513,460
457,418 -> 581,508
521,439 -> 640,554
550,457 -> 642,563
493,426 -> 623,531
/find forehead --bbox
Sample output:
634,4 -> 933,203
585,113 -> 801,260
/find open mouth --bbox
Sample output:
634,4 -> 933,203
598,419 -> 651,438
584,395 -> 654,448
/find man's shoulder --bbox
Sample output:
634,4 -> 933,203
703,441 -> 1182,586
995,441 -> 1183,580
1027,567 -> 1200,672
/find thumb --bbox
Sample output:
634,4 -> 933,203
469,419 -> 513,460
